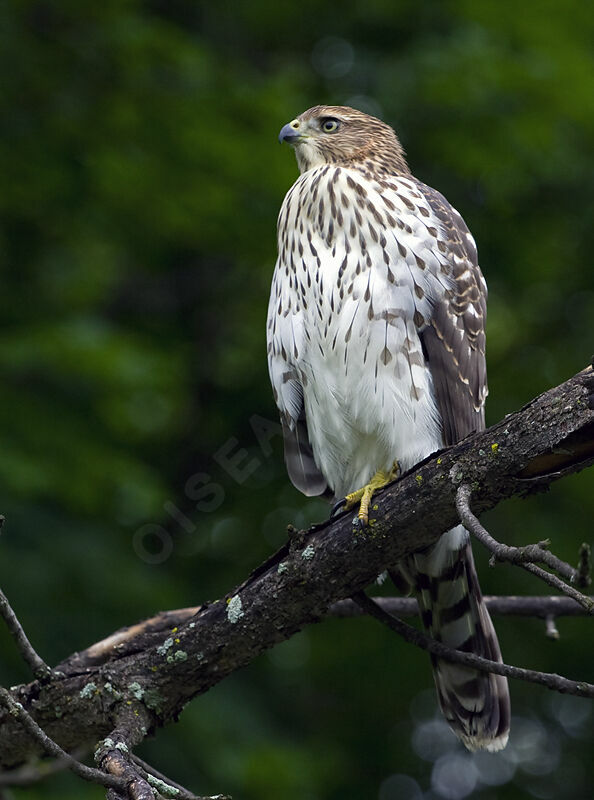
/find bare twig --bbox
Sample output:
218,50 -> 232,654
328,594 -> 594,619
0,589 -> 52,681
0,736 -> 229,799
131,754 -> 231,800
352,592 -> 594,698
0,688 -> 125,792
518,564 -> 593,611
456,484 -> 577,580
456,484 -> 594,614
0,513 -> 52,684
0,747 -> 89,787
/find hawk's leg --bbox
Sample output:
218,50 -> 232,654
341,460 -> 400,526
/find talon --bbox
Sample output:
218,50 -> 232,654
341,465 -> 399,528
388,459 -> 400,481
343,486 -> 366,511
330,499 -> 347,518
358,484 -> 375,526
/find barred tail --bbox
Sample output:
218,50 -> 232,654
403,525 -> 510,751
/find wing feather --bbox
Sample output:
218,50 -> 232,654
416,183 -> 487,445
280,375 -> 327,496
267,271 -> 328,496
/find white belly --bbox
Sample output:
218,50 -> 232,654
299,314 -> 443,498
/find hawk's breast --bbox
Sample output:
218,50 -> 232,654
268,164 -> 471,496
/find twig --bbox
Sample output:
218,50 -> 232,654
352,592 -> 594,698
518,563 -> 593,612
456,484 -> 594,614
0,733 -> 229,800
0,688 -> 125,792
0,589 -> 53,681
328,594 -> 594,619
0,514 -> 52,682
130,755 -> 192,798
0,747 -> 89,787
131,754 -> 231,800
456,484 -> 577,580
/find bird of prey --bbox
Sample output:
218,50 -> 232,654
267,105 -> 510,751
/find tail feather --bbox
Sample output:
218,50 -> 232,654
400,525 -> 510,751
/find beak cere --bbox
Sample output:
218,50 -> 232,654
278,120 -> 302,144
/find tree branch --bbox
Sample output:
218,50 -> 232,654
351,592 -> 594,698
0,747 -> 90,788
328,594 -> 594,619
0,688 -> 125,793
0,366 -> 592,770
457,484 -> 578,581
130,755 -> 230,800
456,483 -> 594,613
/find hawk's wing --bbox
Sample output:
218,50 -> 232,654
416,183 -> 488,445
266,271 -> 328,496
279,378 -> 328,497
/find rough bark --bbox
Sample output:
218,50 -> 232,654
329,594 -> 594,619
1,366 -> 593,769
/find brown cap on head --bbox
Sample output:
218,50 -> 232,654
278,105 -> 410,175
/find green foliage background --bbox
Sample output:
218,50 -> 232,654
0,1 -> 593,798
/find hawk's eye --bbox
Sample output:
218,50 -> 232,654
321,118 -> 340,133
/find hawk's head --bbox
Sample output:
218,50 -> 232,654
278,105 -> 409,176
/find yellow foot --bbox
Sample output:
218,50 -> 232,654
343,461 -> 400,526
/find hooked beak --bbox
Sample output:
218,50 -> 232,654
278,120 -> 304,145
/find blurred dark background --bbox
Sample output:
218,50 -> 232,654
1,1 -> 593,798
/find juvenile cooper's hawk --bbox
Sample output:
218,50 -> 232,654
267,105 -> 510,751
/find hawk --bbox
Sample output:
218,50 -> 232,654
267,105 -> 510,751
